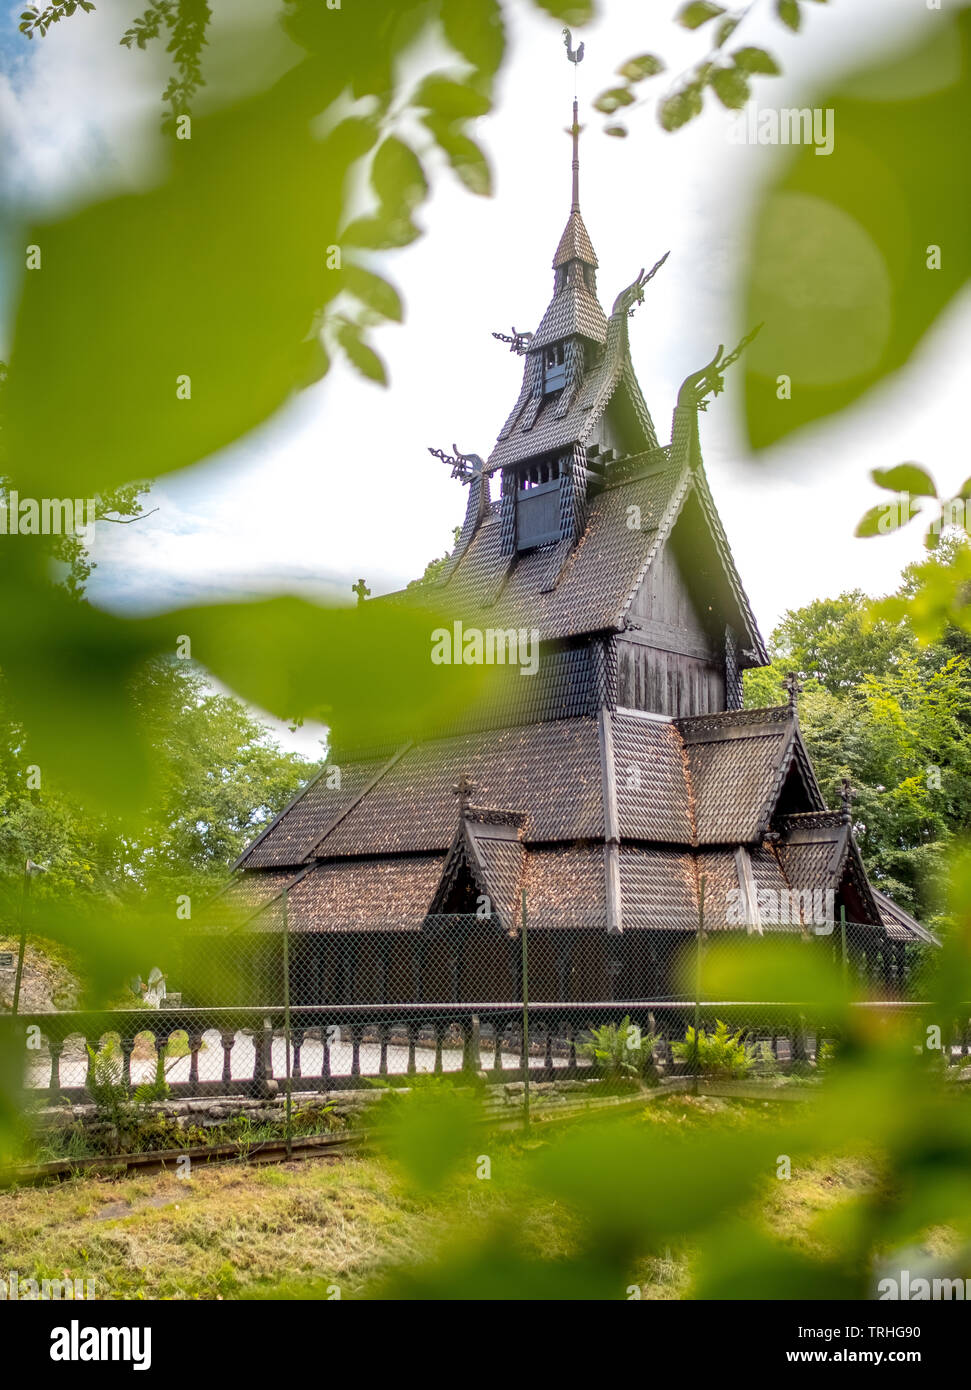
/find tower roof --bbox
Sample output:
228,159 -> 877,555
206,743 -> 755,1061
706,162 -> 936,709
553,208 -> 598,268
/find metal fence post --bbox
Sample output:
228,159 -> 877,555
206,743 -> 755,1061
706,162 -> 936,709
282,889 -> 293,1159
693,874 -> 706,1097
521,890 -> 530,1131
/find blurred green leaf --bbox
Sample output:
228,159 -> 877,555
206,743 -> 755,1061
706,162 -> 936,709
693,1222 -> 862,1299
378,1085 -> 483,1192
412,74 -> 491,120
659,84 -> 704,131
731,46 -> 781,75
711,66 -> 751,110
677,1 -> 726,30
743,8 -> 971,449
777,0 -> 801,29
342,212 -> 422,251
594,86 -> 635,114
6,88 -> 377,499
532,1121 -> 772,1244
422,116 -> 493,196
371,134 -> 429,213
855,502 -> 920,539
342,264 -> 403,323
699,938 -> 852,1015
442,0 -> 505,80
871,463 -> 937,498
531,0 -> 594,23
714,15 -> 740,47
336,319 -> 388,384
0,579 -> 494,815
617,54 -> 664,82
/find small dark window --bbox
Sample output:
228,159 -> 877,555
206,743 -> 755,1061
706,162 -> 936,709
543,341 -> 567,394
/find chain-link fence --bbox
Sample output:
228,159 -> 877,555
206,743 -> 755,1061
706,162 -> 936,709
10,886 -> 952,1153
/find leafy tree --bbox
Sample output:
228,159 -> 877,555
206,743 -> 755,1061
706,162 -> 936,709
407,526 -> 462,589
746,550 -> 971,926
0,660 -> 319,908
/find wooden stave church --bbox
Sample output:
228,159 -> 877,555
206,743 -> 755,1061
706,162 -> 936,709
197,114 -> 936,1010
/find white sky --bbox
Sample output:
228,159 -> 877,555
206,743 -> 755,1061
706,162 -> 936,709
2,0 -> 968,756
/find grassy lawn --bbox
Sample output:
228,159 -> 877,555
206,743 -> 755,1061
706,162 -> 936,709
0,1095 -> 882,1300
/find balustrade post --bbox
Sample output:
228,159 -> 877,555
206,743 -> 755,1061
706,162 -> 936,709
463,1013 -> 481,1075
434,1022 -> 445,1074
48,1035 -> 64,1102
350,1025 -> 361,1077
379,1023 -> 389,1076
250,1020 -> 271,1098
792,1015 -> 808,1068
120,1035 -> 135,1089
321,1025 -> 332,1082
292,1028 -> 304,1080
220,1031 -> 236,1086
491,1016 -> 504,1073
187,1031 -> 203,1094
406,1022 -> 417,1077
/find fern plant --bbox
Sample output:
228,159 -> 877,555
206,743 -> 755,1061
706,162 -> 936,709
85,1039 -> 129,1129
578,1016 -> 660,1085
132,1050 -> 170,1106
673,1020 -> 757,1080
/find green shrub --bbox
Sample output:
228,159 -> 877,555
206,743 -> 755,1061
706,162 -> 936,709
578,1017 -> 660,1085
673,1020 -> 756,1080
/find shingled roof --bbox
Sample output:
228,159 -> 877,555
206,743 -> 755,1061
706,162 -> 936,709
487,293 -> 658,472
224,705 -> 927,942
427,455 -> 766,665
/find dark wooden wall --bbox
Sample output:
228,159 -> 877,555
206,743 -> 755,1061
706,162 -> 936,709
617,542 -> 726,716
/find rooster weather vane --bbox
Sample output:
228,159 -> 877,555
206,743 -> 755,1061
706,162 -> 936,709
562,27 -> 584,64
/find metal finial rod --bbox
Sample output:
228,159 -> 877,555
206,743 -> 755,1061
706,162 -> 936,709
571,98 -> 580,211
563,28 -> 584,210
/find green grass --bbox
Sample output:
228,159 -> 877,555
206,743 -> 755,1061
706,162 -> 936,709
0,1095 -> 883,1300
